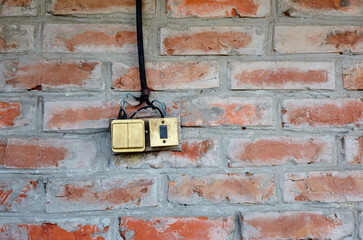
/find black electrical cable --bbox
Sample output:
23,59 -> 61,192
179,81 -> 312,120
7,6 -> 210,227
117,0 -> 166,120
136,0 -> 149,105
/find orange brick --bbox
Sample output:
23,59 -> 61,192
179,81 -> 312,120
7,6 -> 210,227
170,97 -> 273,127
242,211 -> 353,239
120,216 -> 234,240
230,62 -> 335,89
168,174 -> 275,204
48,0 -> 155,15
227,136 -> 333,167
275,26 -> 363,54
0,0 -> 38,16
0,179 -> 44,212
0,101 -> 34,129
1,138 -> 97,169
0,220 -> 110,240
43,100 -> 120,130
344,136 -> 362,164
0,25 -> 34,53
43,24 -> 138,53
284,171 -> 363,202
0,60 -> 103,91
115,139 -> 220,168
46,178 -> 157,212
167,0 -> 270,18
343,62 -> 363,90
161,27 -> 264,55
280,0 -> 363,17
282,99 -> 363,128
112,61 -> 219,90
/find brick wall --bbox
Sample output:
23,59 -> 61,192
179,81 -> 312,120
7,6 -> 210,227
0,0 -> 362,239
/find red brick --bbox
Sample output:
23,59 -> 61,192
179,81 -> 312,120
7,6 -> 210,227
227,136 -> 333,167
230,62 -> 335,90
0,179 -> 45,212
343,62 -> 363,90
43,24 -> 138,53
44,100 -> 120,130
0,101 -> 34,129
169,97 -> 273,127
0,219 -> 110,240
284,171 -> 363,202
112,61 -> 219,91
160,27 -> 264,55
275,26 -> 363,54
280,0 -> 363,17
48,0 -> 155,15
1,138 -> 97,169
0,25 -> 34,53
0,0 -> 38,16
242,211 -> 353,240
46,178 -> 157,212
282,99 -> 363,128
120,216 -> 234,240
167,0 -> 270,18
344,136 -> 362,164
115,139 -> 220,168
0,60 -> 103,91
168,173 -> 275,204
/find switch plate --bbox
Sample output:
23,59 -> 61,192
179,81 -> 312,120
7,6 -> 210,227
111,119 -> 145,153
149,118 -> 178,147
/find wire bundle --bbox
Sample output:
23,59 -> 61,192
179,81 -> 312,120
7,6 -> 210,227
117,0 -> 166,120
117,93 -> 166,119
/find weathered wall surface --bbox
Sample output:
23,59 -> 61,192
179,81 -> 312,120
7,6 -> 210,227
0,0 -> 362,239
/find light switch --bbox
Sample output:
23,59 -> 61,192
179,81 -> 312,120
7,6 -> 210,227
111,119 -> 145,153
149,118 -> 178,147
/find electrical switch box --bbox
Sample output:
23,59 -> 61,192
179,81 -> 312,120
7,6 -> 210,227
149,118 -> 178,147
111,119 -> 145,153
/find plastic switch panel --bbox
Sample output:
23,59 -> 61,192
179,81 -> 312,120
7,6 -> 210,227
111,119 -> 145,153
149,118 -> 178,147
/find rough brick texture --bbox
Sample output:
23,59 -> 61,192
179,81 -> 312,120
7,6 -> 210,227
43,24 -> 139,53
112,61 -> 219,90
161,27 -> 265,55
282,99 -> 363,128
0,138 -> 97,169
343,62 -> 363,90
0,178 -> 45,212
0,218 -> 111,240
275,26 -> 363,54
284,171 -> 363,202
170,97 -> 273,127
344,136 -> 362,164
0,60 -> 103,91
280,0 -> 363,17
0,25 -> 34,53
230,61 -> 335,90
48,0 -> 156,15
0,0 -> 39,16
242,211 -> 353,239
167,0 -> 270,18
0,101 -> 34,129
168,174 -> 276,204
115,139 -> 220,168
2,0 -> 363,238
46,178 -> 157,212
120,216 -> 235,240
227,136 -> 333,167
44,100 -> 119,130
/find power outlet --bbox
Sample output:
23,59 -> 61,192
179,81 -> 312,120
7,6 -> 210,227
149,118 -> 179,147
